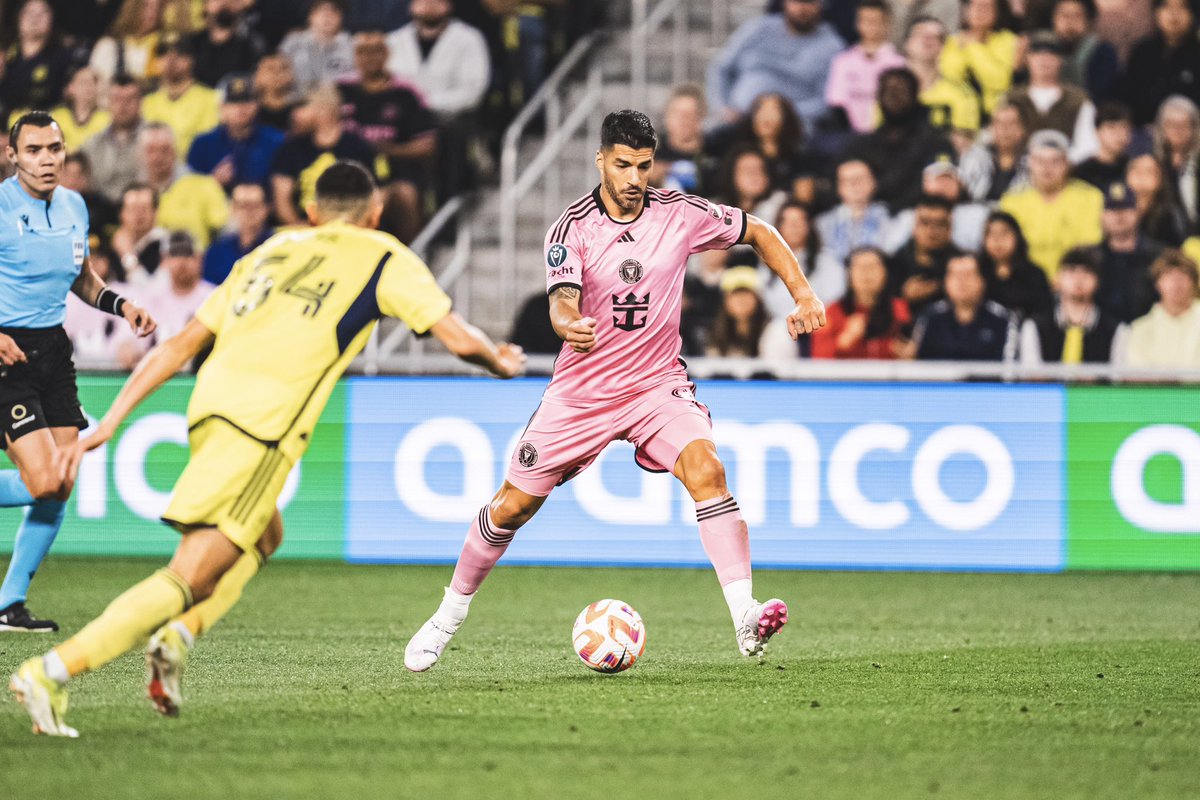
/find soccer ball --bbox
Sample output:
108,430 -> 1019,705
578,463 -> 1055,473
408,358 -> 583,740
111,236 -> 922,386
571,599 -> 646,674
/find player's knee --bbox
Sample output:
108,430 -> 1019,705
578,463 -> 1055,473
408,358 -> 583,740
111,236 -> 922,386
26,471 -> 68,501
684,457 -> 727,498
258,513 -> 284,559
490,491 -> 542,530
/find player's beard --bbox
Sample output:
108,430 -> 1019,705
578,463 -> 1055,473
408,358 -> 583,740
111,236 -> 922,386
604,174 -> 644,214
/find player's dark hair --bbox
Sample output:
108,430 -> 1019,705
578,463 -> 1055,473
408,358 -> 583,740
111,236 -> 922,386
316,160 -> 376,202
315,160 -> 376,217
600,110 -> 657,152
858,0 -> 891,14
8,110 -> 60,148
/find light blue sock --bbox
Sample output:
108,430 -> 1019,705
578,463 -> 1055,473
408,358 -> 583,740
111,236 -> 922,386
0,499 -> 67,609
0,471 -> 33,507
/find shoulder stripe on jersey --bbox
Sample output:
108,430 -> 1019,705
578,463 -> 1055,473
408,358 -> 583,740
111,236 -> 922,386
649,190 -> 709,212
549,193 -> 597,242
335,250 -> 392,353
550,198 -> 601,244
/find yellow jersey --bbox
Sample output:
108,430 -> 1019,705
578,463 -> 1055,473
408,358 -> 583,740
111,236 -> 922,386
189,221 -> 452,452
50,106 -> 111,150
939,30 -> 1020,115
142,83 -> 219,158
998,180 -> 1104,278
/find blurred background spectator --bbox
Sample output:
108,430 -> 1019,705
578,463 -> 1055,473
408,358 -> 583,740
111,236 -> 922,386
817,159 -> 892,263
1095,180 -> 1164,321
139,121 -> 229,248
1020,246 -> 1128,364
707,0 -> 844,131
888,193 -> 960,315
203,181 -> 272,285
939,0 -> 1021,117
1053,0 -> 1119,104
141,32 -> 219,157
1072,101 -> 1133,189
809,246 -> 911,359
280,0 -> 355,94
1125,248 -> 1200,366
82,74 -> 145,200
705,267 -> 771,358
187,73 -> 285,192
979,210 -> 1054,319
826,0 -> 907,133
1000,129 -> 1104,276
52,66 -> 110,150
914,252 -> 1018,360
763,201 -> 846,315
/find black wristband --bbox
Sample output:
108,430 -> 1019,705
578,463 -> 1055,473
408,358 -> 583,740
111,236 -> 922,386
96,287 -> 128,317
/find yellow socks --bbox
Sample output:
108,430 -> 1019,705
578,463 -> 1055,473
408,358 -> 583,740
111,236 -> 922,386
174,550 -> 262,639
55,568 -> 193,677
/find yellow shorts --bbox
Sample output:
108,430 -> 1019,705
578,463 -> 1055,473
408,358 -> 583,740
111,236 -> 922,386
161,419 -> 296,553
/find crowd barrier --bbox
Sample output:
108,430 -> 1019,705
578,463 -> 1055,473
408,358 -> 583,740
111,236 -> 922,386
1,376 -> 1196,572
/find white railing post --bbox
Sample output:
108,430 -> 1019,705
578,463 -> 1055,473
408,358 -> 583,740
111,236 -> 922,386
632,0 -> 648,106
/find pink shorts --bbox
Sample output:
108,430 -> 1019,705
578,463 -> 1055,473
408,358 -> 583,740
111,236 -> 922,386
506,380 -> 714,497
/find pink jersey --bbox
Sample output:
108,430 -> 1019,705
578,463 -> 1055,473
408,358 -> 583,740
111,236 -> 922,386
543,187 -> 746,403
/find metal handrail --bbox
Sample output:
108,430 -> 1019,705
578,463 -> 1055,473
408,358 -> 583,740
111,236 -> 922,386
631,0 -> 691,106
498,33 -> 602,315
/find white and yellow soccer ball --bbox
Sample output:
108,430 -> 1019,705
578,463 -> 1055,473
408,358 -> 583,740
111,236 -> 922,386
571,599 -> 646,673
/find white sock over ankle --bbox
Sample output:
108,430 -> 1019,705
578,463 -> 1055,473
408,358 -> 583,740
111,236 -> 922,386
437,585 -> 474,625
721,578 -> 755,626
43,650 -> 69,685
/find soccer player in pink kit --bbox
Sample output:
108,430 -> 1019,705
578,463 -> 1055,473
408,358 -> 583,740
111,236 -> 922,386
405,110 -> 825,670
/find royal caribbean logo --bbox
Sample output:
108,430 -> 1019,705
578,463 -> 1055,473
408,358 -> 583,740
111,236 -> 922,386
618,259 -> 643,284
612,292 -> 650,331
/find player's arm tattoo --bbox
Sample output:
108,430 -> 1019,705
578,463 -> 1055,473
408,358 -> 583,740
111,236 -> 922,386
552,286 -> 580,301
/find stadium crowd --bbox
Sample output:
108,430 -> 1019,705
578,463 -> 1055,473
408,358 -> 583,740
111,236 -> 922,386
2,0 -> 1199,371
0,0 -> 596,367
515,0 -> 1200,370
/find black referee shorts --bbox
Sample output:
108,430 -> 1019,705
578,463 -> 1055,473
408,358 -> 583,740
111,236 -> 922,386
0,326 -> 87,450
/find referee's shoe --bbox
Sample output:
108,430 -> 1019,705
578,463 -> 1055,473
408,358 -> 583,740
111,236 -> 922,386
0,602 -> 58,633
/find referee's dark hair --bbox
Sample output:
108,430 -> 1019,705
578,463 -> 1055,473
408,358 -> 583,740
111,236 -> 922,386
600,110 -> 657,152
314,160 -> 377,217
9,110 -> 60,147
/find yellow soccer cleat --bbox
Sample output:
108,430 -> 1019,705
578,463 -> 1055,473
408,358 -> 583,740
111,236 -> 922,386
8,657 -> 78,737
146,624 -> 190,717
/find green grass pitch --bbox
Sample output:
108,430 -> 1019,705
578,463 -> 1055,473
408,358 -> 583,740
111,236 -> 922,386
1,559 -> 1198,799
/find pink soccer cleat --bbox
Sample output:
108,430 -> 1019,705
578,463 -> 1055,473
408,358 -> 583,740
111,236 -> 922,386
735,598 -> 789,657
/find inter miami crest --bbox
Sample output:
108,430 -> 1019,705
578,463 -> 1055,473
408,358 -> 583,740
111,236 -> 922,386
517,442 -> 538,468
619,259 -> 643,284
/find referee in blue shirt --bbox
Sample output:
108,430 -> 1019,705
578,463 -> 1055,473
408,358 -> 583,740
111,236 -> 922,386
0,112 -> 156,632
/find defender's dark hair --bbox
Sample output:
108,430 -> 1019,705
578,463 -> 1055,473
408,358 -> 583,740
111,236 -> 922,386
315,160 -> 376,205
600,109 -> 657,152
8,111 -> 60,147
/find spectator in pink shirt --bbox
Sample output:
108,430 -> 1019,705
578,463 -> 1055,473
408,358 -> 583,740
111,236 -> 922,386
115,231 -> 215,370
826,0 -> 907,132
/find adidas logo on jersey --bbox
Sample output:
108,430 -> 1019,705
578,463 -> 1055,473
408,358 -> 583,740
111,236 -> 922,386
617,231 -> 636,244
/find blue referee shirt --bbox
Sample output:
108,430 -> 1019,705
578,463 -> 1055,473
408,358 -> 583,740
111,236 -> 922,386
0,176 -> 90,328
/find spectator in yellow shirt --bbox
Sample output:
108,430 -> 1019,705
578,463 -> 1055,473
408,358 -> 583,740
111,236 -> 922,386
50,66 -> 110,150
1126,249 -> 1200,368
139,123 -> 229,249
999,129 -> 1104,277
141,32 -> 219,159
904,15 -> 981,152
939,0 -> 1021,116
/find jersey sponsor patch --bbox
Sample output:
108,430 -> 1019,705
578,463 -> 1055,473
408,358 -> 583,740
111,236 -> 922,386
547,243 -> 569,268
